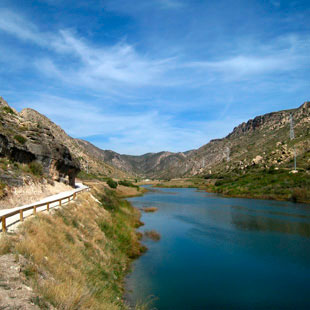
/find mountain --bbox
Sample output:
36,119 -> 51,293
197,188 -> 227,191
1,96 -> 309,182
76,101 -> 310,179
20,108 -> 129,179
0,97 -> 80,186
183,101 -> 310,176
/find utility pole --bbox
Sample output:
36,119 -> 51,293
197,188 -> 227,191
224,146 -> 230,162
290,113 -> 297,171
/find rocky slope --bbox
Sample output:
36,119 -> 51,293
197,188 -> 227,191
1,96 -> 309,181
0,97 -> 80,186
77,101 -> 310,179
76,139 -> 191,178
183,101 -> 310,177
20,108 -> 128,179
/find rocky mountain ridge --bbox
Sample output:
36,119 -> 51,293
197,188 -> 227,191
1,96 -> 309,181
183,101 -> 310,177
19,107 -> 129,179
87,101 -> 310,179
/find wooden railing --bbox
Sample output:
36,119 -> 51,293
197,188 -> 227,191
1,187 -> 89,233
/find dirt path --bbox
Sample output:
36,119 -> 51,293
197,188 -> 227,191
0,183 -> 88,233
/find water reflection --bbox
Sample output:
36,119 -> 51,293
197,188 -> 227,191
127,187 -> 310,310
231,210 -> 310,237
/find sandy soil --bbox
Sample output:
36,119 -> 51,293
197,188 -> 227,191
0,254 -> 54,309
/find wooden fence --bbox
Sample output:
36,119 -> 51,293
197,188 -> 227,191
1,187 -> 89,233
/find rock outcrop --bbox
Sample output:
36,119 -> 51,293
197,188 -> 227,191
20,108 -> 128,179
0,97 -> 80,186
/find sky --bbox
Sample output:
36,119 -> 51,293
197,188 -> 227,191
0,0 -> 309,155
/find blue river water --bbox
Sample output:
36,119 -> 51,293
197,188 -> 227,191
126,186 -> 310,310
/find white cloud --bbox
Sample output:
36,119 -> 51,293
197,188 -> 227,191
15,94 -> 241,154
186,35 -> 309,80
1,10 -> 309,154
0,9 -> 42,43
0,10 -> 308,92
0,10 -> 177,92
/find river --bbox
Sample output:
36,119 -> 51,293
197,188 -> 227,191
126,186 -> 310,310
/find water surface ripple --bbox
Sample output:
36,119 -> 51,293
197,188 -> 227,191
126,187 -> 310,310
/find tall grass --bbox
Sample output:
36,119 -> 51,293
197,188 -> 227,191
2,184 -> 147,309
205,170 -> 310,203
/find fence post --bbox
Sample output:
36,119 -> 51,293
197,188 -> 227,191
20,210 -> 23,222
2,217 -> 6,233
59,199 -> 62,207
47,203 -> 50,212
33,206 -> 37,215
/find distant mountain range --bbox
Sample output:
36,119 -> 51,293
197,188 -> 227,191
77,100 -> 310,179
1,96 -> 309,181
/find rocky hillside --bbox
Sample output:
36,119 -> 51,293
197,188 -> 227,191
76,139 -> 191,178
183,101 -> 310,177
20,108 -> 129,179
1,96 -> 309,181
0,97 -> 80,186
85,101 -> 310,179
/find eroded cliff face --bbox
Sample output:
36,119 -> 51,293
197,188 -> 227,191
0,97 -> 80,186
20,108 -> 128,179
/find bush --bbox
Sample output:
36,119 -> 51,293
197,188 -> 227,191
2,106 -> 15,114
291,188 -> 309,203
107,178 -> 118,189
29,162 -> 43,176
118,179 -> 139,189
14,134 -> 27,144
0,182 -> 6,199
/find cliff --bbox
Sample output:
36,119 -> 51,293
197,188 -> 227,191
0,97 -> 80,186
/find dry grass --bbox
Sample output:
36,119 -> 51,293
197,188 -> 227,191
0,235 -> 14,255
1,183 -> 146,309
154,178 -> 203,188
144,230 -> 161,241
0,181 -> 72,210
141,207 -> 158,213
115,185 -> 146,198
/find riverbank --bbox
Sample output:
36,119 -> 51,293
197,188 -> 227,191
152,169 -> 310,204
0,182 -> 147,309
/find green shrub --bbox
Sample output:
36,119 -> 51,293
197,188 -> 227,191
14,134 -> 27,144
2,106 -> 15,114
107,178 -> 118,189
29,162 -> 43,176
118,179 -> 139,189
77,170 -> 98,180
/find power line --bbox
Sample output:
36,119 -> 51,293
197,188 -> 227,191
290,113 -> 297,171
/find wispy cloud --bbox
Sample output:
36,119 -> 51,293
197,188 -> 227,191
0,9 -> 42,44
1,5 -> 309,154
16,94 -> 234,154
0,10 -> 308,91
186,35 -> 309,80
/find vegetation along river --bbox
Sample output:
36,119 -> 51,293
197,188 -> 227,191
126,186 -> 310,310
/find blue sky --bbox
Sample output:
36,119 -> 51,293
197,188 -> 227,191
0,0 -> 309,155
